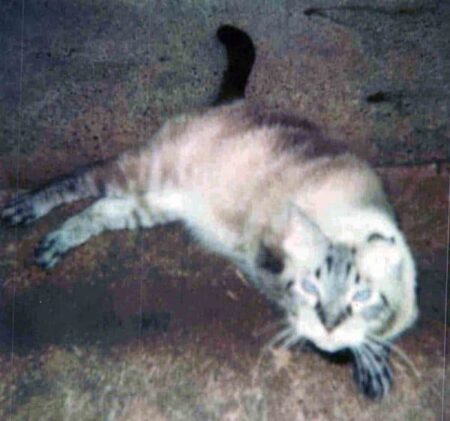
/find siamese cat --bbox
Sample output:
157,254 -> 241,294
1,26 -> 418,399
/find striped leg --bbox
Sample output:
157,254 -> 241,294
34,195 -> 170,269
1,166 -> 104,226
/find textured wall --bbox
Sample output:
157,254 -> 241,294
1,0 -> 449,187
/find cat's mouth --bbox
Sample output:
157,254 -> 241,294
312,336 -> 349,353
290,320 -> 365,353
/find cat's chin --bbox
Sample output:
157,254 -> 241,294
313,340 -> 351,354
303,335 -> 345,353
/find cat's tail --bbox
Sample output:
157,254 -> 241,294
213,25 -> 256,106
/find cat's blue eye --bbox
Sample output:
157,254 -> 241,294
301,278 -> 319,295
352,289 -> 371,303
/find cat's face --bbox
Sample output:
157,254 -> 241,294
259,203 -> 418,353
281,242 -> 395,353
257,204 -> 418,399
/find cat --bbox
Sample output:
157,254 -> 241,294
1,26 -> 418,400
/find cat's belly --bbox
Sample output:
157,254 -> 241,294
186,216 -> 242,259
142,189 -> 242,258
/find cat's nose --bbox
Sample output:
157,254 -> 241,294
323,319 -> 338,333
324,324 -> 334,333
316,302 -> 347,331
320,308 -> 349,332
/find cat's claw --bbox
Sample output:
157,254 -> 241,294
34,232 -> 67,269
1,194 -> 37,226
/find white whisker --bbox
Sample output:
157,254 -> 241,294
367,335 -> 421,380
359,344 -> 378,373
351,346 -> 361,362
351,347 -> 364,378
263,327 -> 294,351
280,334 -> 304,351
252,319 -> 287,339
251,325 -> 294,386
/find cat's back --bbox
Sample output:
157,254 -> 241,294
144,102 -> 388,234
148,103 -> 320,213
150,102 -> 347,191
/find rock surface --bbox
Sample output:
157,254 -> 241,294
0,0 -> 448,419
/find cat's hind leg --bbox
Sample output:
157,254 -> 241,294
1,150 -> 149,226
34,195 -> 167,269
1,166 -> 104,226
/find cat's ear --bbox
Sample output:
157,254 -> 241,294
256,243 -> 284,274
284,202 -> 329,248
360,233 -> 402,280
280,202 -> 330,268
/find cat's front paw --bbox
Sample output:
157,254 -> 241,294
352,344 -> 393,400
34,231 -> 69,269
1,194 -> 38,226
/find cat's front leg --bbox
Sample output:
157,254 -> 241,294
34,196 -> 157,269
352,342 -> 393,399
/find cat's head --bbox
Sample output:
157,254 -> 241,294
257,203 -> 418,353
256,203 -> 418,398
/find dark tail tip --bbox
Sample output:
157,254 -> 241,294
213,25 -> 256,106
216,25 -> 253,49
